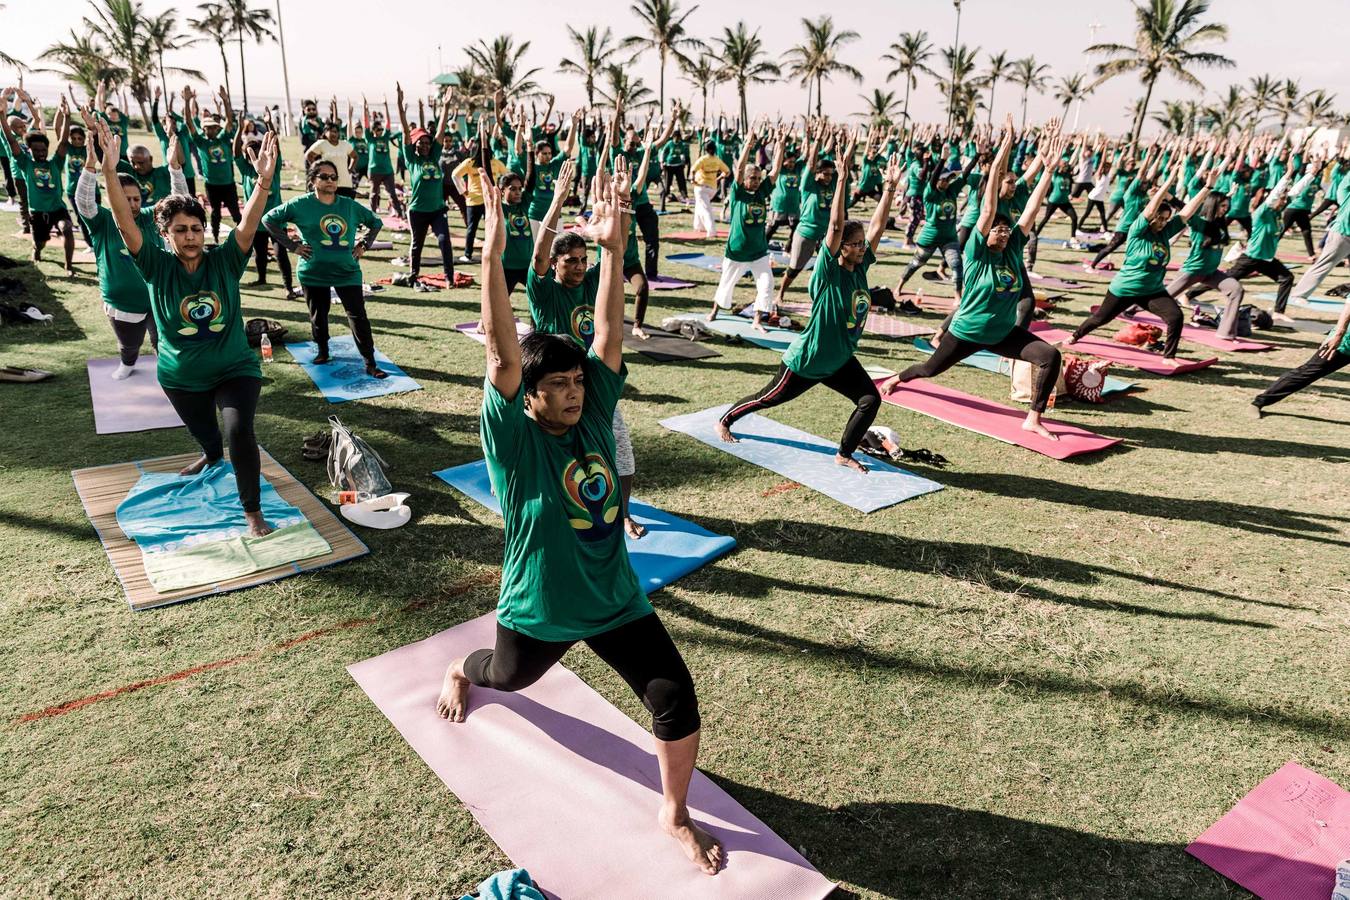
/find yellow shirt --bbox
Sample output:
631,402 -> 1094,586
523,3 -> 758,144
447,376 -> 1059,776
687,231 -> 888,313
452,157 -> 509,206
692,155 -> 730,188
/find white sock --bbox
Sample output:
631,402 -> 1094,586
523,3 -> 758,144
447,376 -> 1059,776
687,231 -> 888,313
1333,859 -> 1350,900
111,363 -> 134,380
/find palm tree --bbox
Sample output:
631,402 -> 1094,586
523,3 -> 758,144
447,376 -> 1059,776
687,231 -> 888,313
1203,84 -> 1244,136
144,10 -> 203,99
781,16 -> 861,118
980,50 -> 1012,124
620,0 -> 702,111
83,0 -> 158,123
679,53 -> 725,124
1300,89 -> 1337,127
1245,73 -> 1278,126
1087,0 -> 1233,142
464,35 -> 542,100
858,88 -> 902,126
937,44 -> 980,129
1052,72 -> 1093,120
1009,56 -> 1051,130
596,63 -> 656,109
713,22 -> 778,126
1151,99 -> 1189,136
882,30 -> 935,125
1274,78 -> 1302,130
558,26 -> 619,108
189,4 -> 234,101
39,29 -> 126,97
449,66 -> 492,112
220,0 -> 272,113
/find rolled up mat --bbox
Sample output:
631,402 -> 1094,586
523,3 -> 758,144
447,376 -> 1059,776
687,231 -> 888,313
1257,291 -> 1345,312
1186,761 -> 1350,900
1094,306 -> 1273,352
913,338 -> 1137,395
665,228 -> 729,240
433,459 -> 736,594
1027,275 -> 1084,292
368,239 -> 394,250
284,335 -> 422,403
871,374 -> 1123,460
347,613 -> 836,899
86,358 -> 184,434
1036,237 -> 1105,251
668,313 -> 797,353
1029,322 -> 1218,375
660,405 -> 942,512
647,274 -> 695,290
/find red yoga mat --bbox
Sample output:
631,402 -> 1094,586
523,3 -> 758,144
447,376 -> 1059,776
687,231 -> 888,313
348,613 -> 836,899
874,377 -> 1123,459
1093,306 -> 1274,352
667,229 -> 729,240
1187,761 -> 1350,900
1029,322 -> 1218,375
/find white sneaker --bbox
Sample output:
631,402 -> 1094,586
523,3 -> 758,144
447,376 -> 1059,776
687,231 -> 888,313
111,363 -> 135,380
458,254 -> 473,263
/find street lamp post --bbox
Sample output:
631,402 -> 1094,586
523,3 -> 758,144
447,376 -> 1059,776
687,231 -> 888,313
274,0 -> 295,136
947,0 -> 963,132
1074,21 -> 1102,131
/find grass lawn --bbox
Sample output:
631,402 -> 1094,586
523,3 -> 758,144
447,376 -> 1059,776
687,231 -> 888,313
2,132 -> 1347,898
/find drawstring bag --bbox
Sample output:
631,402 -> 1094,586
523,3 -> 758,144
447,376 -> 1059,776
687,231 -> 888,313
1114,322 -> 1161,346
245,317 -> 287,348
1235,305 -> 1254,337
327,415 -> 392,498
1062,354 -> 1112,403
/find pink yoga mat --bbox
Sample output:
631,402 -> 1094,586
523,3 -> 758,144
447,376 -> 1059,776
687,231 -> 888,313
86,358 -> 184,434
874,377 -> 1122,459
667,229 -> 729,241
1030,322 -> 1218,375
348,614 -> 835,899
381,215 -> 410,231
1095,306 -> 1274,353
1187,762 -> 1350,900
455,320 -> 531,345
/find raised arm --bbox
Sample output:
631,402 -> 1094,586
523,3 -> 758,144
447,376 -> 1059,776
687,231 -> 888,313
1141,166 -> 1180,223
394,83 -> 411,138
823,129 -> 857,256
218,86 -> 234,137
587,167 -> 629,373
868,152 -> 902,252
731,122 -> 755,185
530,155 -> 576,276
433,91 -> 451,142
1178,162 -> 1218,222
1019,135 -> 1067,236
96,120 -> 141,256
234,132 -> 278,255
978,115 -> 1015,238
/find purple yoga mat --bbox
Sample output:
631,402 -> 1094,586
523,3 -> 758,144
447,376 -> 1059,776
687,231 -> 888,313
649,274 -> 696,290
348,614 -> 836,900
1029,275 -> 1084,291
86,358 -> 184,434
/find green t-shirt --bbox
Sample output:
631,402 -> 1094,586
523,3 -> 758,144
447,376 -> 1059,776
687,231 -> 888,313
578,142 -> 598,177
155,115 -> 195,178
15,150 -> 67,212
1047,171 -> 1072,205
950,229 -> 1027,344
1246,203 -> 1281,261
527,156 -> 565,221
351,136 -> 369,171
262,194 -> 378,288
122,162 -> 172,206
81,206 -> 159,314
1118,177 -> 1151,233
1332,179 -> 1350,237
609,151 -> 651,207
796,173 -> 838,242
366,131 -> 398,176
403,142 -> 445,214
299,116 -> 324,144
64,146 -> 87,196
479,353 -> 650,642
771,162 -> 803,216
782,245 -> 875,379
131,230 -> 260,392
527,264 -> 600,347
1227,174 -> 1253,218
725,180 -> 771,262
236,154 -> 283,212
916,179 -> 962,247
193,132 -> 236,186
905,158 -> 925,198
1180,215 -> 1225,276
1108,215 -> 1187,297
660,139 -> 688,167
502,200 -> 534,270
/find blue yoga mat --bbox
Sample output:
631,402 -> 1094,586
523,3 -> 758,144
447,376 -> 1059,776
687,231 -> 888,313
285,335 -> 422,403
660,405 -> 943,513
1257,292 -> 1344,312
432,460 -> 737,595
667,252 -> 734,275
669,313 -> 797,353
913,338 -> 1137,395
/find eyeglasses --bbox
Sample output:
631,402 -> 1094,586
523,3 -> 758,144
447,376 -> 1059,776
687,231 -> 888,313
314,173 -> 338,182
841,240 -> 866,248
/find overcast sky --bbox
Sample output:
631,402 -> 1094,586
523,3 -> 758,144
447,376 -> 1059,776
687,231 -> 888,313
4,0 -> 1347,135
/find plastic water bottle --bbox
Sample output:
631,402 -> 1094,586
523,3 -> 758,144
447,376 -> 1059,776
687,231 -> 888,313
260,331 -> 273,362
916,288 -> 925,308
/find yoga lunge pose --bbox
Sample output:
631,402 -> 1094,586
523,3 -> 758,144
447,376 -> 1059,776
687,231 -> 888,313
1249,299 -> 1350,417
437,168 -> 721,876
763,141 -> 803,249
1086,142 -> 1161,272
1,87 -> 74,274
1164,143 -> 1244,337
395,83 -> 457,290
775,123 -> 837,305
263,159 -> 386,378
881,120 -> 1066,441
1228,171 -> 1305,320
707,121 -> 783,333
601,121 -> 658,338
1287,169 -> 1350,305
894,151 -> 974,296
100,120 -> 278,536
718,129 -> 899,471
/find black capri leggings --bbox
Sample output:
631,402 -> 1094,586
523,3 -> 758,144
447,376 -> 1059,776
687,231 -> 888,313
1253,347 -> 1350,410
162,376 -> 263,513
635,201 -> 660,277
409,208 -> 455,281
108,314 -> 159,366
721,356 -> 881,457
464,613 -> 700,742
763,211 -> 798,247
204,182 -> 241,240
896,326 -> 1061,413
1280,208 -> 1315,257
303,284 -> 377,363
1090,229 -> 1129,268
659,165 -> 687,209
1073,289 -> 1183,358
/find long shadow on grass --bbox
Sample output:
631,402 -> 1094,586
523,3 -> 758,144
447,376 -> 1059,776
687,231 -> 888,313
1096,423 -> 1350,462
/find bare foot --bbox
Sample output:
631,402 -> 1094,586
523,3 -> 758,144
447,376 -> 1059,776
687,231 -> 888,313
436,659 -> 471,722
1022,418 -> 1059,441
632,323 -> 650,341
624,516 -> 648,540
659,807 -> 723,875
473,321 -> 485,334
179,454 -> 212,476
714,421 -> 738,443
244,510 -> 274,536
705,309 -> 718,322
751,319 -> 769,335
836,453 -> 869,473
365,363 -> 388,379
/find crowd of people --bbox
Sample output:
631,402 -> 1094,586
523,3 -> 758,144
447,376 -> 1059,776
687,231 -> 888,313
3,76 -> 1349,876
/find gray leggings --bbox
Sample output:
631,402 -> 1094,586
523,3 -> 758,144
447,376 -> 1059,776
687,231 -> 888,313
109,314 -> 159,366
1166,269 -> 1243,339
904,241 -> 961,284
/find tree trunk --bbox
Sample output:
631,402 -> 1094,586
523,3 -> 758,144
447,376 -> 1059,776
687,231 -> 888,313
218,43 -> 232,104
815,74 -> 822,118
1131,77 -> 1156,144
987,80 -> 996,124
738,79 -> 746,128
1020,88 -> 1028,131
903,78 -> 911,124
236,32 -> 248,113
658,48 -> 666,111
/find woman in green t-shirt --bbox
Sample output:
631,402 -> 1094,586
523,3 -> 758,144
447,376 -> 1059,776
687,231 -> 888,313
708,123 -> 783,332
100,121 -> 280,537
881,121 -> 1066,442
437,169 -> 722,877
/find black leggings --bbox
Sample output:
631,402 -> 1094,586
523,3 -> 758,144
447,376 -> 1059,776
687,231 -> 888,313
369,173 -> 404,217
897,326 -> 1061,413
904,194 -> 925,243
721,356 -> 881,457
1230,215 -> 1252,238
303,284 -> 376,362
635,202 -> 660,277
763,212 -> 798,246
1310,197 -> 1339,220
205,182 -> 241,241
1090,229 -> 1129,268
464,613 -> 700,742
108,314 -> 159,366
1074,289 -> 1183,358
659,165 -> 687,209
1102,199 -> 1123,230
162,376 -> 263,513
1253,348 -> 1350,409
1280,208 -> 1314,257
1082,199 -> 1109,233
464,203 -> 485,257
252,231 -> 293,289
1028,202 -> 1080,266
1229,254 -> 1294,313
409,208 -> 454,280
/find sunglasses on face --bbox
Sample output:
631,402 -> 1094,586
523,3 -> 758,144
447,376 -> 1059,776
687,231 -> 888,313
314,173 -> 338,182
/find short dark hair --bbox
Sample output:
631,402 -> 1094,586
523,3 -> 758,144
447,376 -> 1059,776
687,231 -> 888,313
25,132 -> 49,148
499,171 -> 523,189
816,158 -> 836,172
703,141 -> 716,155
154,194 -> 207,233
534,140 -> 553,153
841,220 -> 865,244
520,331 -> 587,396
550,231 -> 586,261
116,173 -> 140,191
306,159 -> 339,187
992,213 -> 1014,229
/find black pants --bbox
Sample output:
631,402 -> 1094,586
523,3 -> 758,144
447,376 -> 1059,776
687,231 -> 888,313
444,177 -> 468,223
904,195 -> 924,243
659,165 -> 687,210
108,314 -> 159,365
1071,181 -> 1094,199
1253,348 -> 1350,409
635,202 -> 660,277
464,203 -> 485,257
304,284 -> 376,362
409,208 -> 454,280
335,186 -> 356,199
898,326 -> 1061,412
205,182 -> 241,241
1028,202 -> 1080,266
721,356 -> 881,457
464,613 -> 700,742
1230,215 -> 1252,238
162,376 -> 263,513
1090,230 -> 1129,268
252,231 -> 293,289
1310,198 -> 1339,220
369,173 -> 404,217
1280,208 -> 1314,257
1229,254 -> 1294,313
1102,199 -> 1123,231
1074,289 -> 1183,358
504,266 -> 528,295
764,212 -> 798,247
185,176 -> 197,197
1082,199 -> 1109,233
5,159 -> 30,231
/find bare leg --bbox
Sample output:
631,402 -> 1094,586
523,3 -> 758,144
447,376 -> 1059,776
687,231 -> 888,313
654,730 -> 723,876
620,473 -> 646,539
62,223 -> 75,276
435,657 -> 472,722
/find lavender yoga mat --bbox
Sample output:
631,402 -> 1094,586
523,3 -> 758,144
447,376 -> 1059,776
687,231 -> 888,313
649,274 -> 696,290
86,358 -> 184,434
348,613 -> 836,900
1187,761 -> 1350,900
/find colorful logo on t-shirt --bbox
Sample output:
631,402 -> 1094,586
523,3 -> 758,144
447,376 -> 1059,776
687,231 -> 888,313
176,290 -> 227,337
373,140 -> 387,155
508,213 -> 530,239
783,174 -> 799,190
319,213 -> 349,248
994,264 -> 1020,296
847,290 -> 871,335
1148,241 -> 1167,267
32,165 -> 54,190
419,165 -> 440,181
561,452 -> 620,541
937,200 -> 957,220
540,171 -> 555,190
745,200 -> 766,226
571,305 -> 595,347
207,145 -> 225,164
